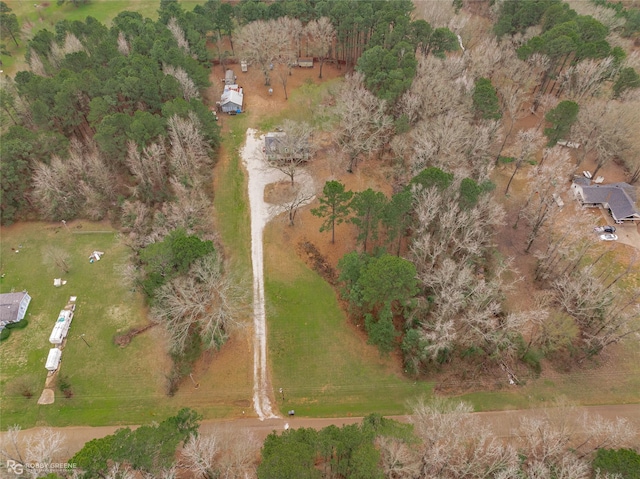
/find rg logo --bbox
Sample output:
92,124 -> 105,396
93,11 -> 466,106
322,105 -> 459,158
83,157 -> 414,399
6,460 -> 24,475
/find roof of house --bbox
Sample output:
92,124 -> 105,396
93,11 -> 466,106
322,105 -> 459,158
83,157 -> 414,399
265,132 -> 286,153
577,182 -> 639,220
221,85 -> 243,107
0,292 -> 28,323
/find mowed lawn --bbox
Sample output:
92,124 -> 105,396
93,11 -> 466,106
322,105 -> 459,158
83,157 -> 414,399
0,221 -> 176,428
2,1 -> 205,74
263,226 -> 433,417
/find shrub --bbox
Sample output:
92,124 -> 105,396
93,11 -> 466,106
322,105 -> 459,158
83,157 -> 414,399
58,375 -> 73,398
5,319 -> 28,329
0,328 -> 10,342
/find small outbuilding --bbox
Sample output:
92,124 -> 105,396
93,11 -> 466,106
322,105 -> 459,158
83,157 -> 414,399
224,69 -> 237,85
220,85 -> 243,114
241,60 -> 248,72
45,348 -> 62,372
297,57 -> 314,68
0,291 -> 31,330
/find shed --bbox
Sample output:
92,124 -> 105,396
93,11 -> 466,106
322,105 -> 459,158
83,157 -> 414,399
220,85 -> 243,114
224,69 -> 236,85
45,348 -> 62,371
241,60 -> 248,72
298,57 -> 314,68
49,309 -> 73,345
0,291 -> 31,330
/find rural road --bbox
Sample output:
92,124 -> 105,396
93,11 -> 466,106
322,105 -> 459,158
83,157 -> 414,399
2,404 -> 638,460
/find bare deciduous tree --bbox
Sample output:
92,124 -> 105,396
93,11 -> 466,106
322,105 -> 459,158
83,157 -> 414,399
43,245 -> 71,274
151,253 -> 246,354
264,120 -> 314,185
117,31 -> 130,56
376,436 -> 421,479
560,57 -> 616,102
163,64 -> 200,101
516,147 -> 572,252
126,141 -> 170,204
167,17 -> 190,54
28,49 -> 47,77
552,265 -> 640,356
236,19 -> 290,86
409,398 -> 519,479
334,73 -> 392,172
33,139 -> 115,220
304,17 -> 335,79
504,128 -> 544,195
1,425 -> 64,478
104,463 -> 137,479
181,426 -> 259,479
494,82 -> 530,164
167,112 -> 211,186
411,112 -> 499,179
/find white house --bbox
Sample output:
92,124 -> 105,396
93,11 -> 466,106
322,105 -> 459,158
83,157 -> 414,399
45,348 -> 62,371
220,85 -> 243,114
571,178 -> 640,223
49,309 -> 73,345
0,291 -> 31,330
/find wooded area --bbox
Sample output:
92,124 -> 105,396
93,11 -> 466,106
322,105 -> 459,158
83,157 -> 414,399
1,0 -> 640,474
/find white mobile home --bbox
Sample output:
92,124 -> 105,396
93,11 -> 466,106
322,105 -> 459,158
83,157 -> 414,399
45,348 -> 62,371
49,309 -> 73,345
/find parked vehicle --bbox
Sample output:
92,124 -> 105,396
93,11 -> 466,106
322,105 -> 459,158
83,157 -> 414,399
599,233 -> 618,241
594,226 -> 616,233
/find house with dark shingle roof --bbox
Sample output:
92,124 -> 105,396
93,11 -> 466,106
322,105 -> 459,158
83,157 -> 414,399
571,179 -> 640,223
0,291 -> 31,330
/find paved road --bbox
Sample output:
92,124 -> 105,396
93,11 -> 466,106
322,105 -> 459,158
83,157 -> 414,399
2,404 -> 639,460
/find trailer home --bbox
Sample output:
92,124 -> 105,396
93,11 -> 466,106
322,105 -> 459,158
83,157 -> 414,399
49,309 -> 73,345
45,348 -> 62,371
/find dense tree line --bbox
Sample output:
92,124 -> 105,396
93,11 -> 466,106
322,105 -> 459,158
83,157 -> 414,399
0,3 -> 219,225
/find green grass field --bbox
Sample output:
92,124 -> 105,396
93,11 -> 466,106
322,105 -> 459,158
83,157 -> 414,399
0,222 -> 182,428
213,116 -> 252,277
1,1 -> 205,75
264,226 -> 433,416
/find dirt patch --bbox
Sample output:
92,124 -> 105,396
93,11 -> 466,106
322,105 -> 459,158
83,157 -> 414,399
296,240 -> 337,285
113,323 -> 156,348
264,181 -> 297,204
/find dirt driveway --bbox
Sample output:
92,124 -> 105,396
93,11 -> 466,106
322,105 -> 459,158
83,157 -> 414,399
2,404 -> 638,461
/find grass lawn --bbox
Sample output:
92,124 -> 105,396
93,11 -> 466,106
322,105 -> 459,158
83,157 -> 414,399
263,225 -> 433,417
213,115 -> 252,277
0,221 -> 196,428
1,1 -> 205,76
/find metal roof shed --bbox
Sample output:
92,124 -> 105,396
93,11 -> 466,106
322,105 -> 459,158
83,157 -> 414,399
45,348 -> 62,371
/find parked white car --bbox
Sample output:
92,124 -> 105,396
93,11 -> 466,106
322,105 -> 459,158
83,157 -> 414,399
599,233 -> 618,241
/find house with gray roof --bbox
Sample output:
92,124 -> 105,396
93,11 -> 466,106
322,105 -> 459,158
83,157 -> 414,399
571,179 -> 640,223
0,291 -> 31,330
